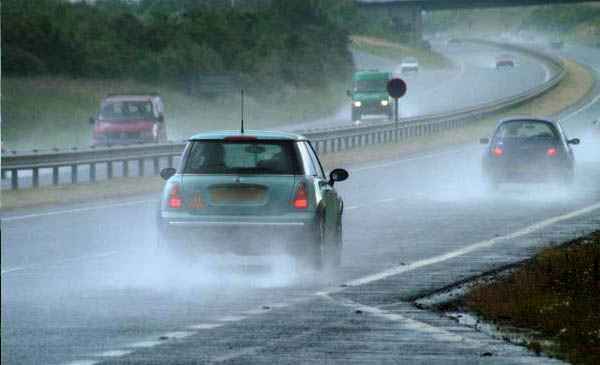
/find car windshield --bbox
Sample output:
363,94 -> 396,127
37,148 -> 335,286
494,120 -> 558,140
100,101 -> 153,121
184,140 -> 300,175
355,78 -> 388,92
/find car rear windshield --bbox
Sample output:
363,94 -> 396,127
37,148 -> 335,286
183,140 -> 301,175
354,78 -> 388,92
494,120 -> 558,140
100,101 -> 153,121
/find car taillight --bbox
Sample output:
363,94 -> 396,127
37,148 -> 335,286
168,182 -> 182,208
492,146 -> 503,156
547,147 -> 558,156
293,182 -> 309,209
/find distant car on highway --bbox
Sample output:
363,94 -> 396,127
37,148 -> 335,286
90,93 -> 167,146
347,70 -> 393,122
156,130 -> 349,269
447,37 -> 462,46
549,37 -> 564,49
400,57 -> 420,73
494,54 -> 515,69
480,117 -> 580,187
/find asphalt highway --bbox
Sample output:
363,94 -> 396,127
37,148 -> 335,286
1,40 -> 553,191
2,44 -> 599,364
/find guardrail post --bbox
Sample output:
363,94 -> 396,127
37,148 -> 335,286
71,165 -> 78,184
123,160 -> 129,178
32,168 -> 39,188
11,169 -> 18,190
323,140 -> 328,154
154,157 -> 160,175
90,163 -> 96,182
138,159 -> 144,177
52,167 -> 59,186
168,156 -> 174,168
107,161 -> 113,180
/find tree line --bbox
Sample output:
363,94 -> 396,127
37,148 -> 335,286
2,0 -> 354,93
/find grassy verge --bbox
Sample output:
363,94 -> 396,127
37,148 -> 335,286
350,35 -> 453,69
463,232 -> 600,364
2,56 -> 594,211
2,77 -> 348,151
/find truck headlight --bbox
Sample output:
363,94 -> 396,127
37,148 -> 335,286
381,100 -> 389,106
354,101 -> 362,107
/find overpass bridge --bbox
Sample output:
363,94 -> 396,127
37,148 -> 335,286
356,0 -> 597,44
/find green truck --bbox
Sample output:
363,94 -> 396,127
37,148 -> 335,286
347,70 -> 393,122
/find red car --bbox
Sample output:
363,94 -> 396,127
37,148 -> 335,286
495,54 -> 515,69
90,93 -> 167,145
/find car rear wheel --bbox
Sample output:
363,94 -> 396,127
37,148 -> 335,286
308,218 -> 341,270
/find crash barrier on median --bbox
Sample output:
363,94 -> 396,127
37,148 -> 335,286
1,40 -> 565,190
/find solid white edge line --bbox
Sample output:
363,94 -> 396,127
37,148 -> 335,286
2,200 -> 155,222
317,201 -> 600,295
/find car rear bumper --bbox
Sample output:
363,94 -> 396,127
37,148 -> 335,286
483,161 -> 570,182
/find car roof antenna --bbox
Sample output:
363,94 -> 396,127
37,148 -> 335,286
240,89 -> 245,134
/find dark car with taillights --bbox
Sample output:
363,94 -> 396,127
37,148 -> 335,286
480,117 -> 579,187
156,130 -> 349,269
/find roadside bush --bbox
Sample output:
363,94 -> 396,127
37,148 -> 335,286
465,233 -> 600,364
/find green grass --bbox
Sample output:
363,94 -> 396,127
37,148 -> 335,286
464,232 -> 600,364
1,76 -> 348,151
350,35 -> 453,69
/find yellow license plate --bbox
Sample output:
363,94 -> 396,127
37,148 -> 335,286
211,188 -> 265,202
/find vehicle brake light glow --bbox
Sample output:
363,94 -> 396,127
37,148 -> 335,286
168,183 -> 182,208
492,146 -> 503,156
293,182 -> 309,209
547,147 -> 558,156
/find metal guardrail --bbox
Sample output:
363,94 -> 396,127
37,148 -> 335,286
1,40 -> 565,190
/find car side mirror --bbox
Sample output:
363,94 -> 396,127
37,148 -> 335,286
160,167 -> 176,180
567,138 -> 580,145
89,117 -> 95,125
157,114 -> 164,123
328,168 -> 349,186
346,90 -> 352,97
479,138 -> 490,144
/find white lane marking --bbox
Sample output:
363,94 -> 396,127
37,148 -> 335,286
128,340 -> 162,348
318,200 -> 600,294
322,295 -> 489,348
217,315 -> 247,322
0,266 -> 26,275
163,331 -> 195,339
0,251 -> 118,276
94,350 -> 133,357
420,59 -> 467,97
188,323 -> 223,330
61,361 -> 99,365
345,206 -> 359,210
2,200 -> 155,222
561,93 -> 600,121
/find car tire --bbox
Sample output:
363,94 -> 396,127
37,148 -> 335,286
308,217 -> 341,270
561,168 -> 574,186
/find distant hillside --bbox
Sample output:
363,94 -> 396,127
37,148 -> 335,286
423,2 -> 600,47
